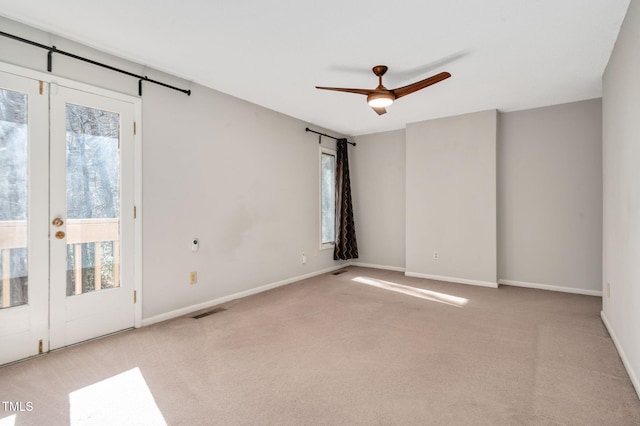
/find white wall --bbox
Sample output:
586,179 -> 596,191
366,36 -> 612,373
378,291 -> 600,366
405,110 -> 497,287
351,129 -> 405,270
0,16 -> 348,321
498,99 -> 603,294
602,0 -> 640,397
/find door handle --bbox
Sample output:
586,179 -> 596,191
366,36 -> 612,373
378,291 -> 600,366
52,218 -> 64,227
55,231 -> 65,239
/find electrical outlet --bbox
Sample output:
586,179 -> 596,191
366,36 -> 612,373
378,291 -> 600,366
606,282 -> 610,298
433,251 -> 439,260
301,253 -> 307,264
190,271 -> 198,284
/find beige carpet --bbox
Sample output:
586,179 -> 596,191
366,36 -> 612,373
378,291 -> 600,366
1,266 -> 639,425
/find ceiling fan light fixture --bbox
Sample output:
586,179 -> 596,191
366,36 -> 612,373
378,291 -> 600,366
367,93 -> 394,108
316,66 -> 451,115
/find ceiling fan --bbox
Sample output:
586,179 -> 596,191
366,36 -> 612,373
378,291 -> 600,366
316,65 -> 451,115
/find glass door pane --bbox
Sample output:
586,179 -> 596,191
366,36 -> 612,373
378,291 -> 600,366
64,104 -> 120,296
0,70 -> 49,366
0,88 -> 28,308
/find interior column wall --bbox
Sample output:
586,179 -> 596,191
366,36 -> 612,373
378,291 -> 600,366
405,110 -> 498,287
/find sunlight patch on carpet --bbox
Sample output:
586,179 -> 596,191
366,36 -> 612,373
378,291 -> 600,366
69,367 -> 167,425
0,415 -> 16,426
352,276 -> 468,307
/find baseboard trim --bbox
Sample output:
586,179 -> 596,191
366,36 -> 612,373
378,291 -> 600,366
142,264 -> 347,327
350,262 -> 406,272
498,279 -> 602,296
404,271 -> 498,288
601,311 -> 640,400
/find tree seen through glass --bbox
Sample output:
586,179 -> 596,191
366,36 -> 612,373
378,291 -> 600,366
0,88 -> 28,308
65,103 -> 121,296
321,152 -> 335,245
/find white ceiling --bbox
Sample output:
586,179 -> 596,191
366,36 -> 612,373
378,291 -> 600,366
0,0 -> 630,136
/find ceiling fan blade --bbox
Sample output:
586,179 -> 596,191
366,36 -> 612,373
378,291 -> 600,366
391,72 -> 451,99
372,106 -> 387,115
316,86 -> 373,96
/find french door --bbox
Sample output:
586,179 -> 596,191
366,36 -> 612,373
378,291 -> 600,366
0,72 -> 49,364
0,71 -> 136,365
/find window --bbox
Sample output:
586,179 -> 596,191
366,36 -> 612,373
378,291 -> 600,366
320,147 -> 336,249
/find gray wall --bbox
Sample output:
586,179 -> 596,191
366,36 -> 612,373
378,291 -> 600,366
141,84 -> 349,319
351,129 -> 406,270
602,0 -> 640,397
0,16 -> 348,322
405,110 -> 497,286
351,103 -> 602,294
0,13 -> 613,327
498,99 -> 603,293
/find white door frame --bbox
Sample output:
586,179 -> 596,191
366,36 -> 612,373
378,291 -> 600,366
0,61 -> 143,331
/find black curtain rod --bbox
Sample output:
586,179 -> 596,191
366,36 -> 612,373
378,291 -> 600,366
305,127 -> 356,146
0,30 -> 191,97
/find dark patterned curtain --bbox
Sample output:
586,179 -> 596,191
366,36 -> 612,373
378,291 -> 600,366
334,139 -> 358,260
